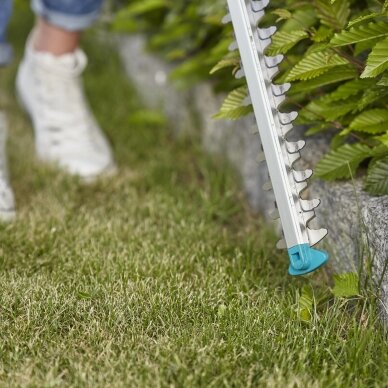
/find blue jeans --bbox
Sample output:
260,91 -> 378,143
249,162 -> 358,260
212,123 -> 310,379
0,0 -> 103,65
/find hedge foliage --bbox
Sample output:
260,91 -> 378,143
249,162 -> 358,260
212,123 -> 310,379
115,0 -> 388,196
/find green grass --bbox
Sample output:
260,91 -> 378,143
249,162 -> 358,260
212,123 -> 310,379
0,7 -> 387,387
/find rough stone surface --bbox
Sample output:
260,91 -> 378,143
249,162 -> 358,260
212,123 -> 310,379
118,35 -> 388,320
118,35 -> 197,135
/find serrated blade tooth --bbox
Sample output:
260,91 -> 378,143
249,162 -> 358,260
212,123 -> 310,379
258,26 -> 277,40
280,124 -> 293,137
258,37 -> 272,51
302,210 -> 316,224
264,54 -> 284,68
279,111 -> 298,125
222,13 -> 232,24
243,96 -> 252,106
235,68 -> 245,79
263,181 -> 273,191
296,181 -> 308,195
269,208 -> 280,220
252,0 -> 270,12
293,169 -> 313,183
286,140 -> 306,154
287,152 -> 301,166
272,94 -> 286,109
229,41 -> 238,52
307,228 -> 328,246
251,9 -> 265,24
300,199 -> 321,212
266,66 -> 279,80
276,239 -> 287,250
256,152 -> 266,163
272,83 -> 291,97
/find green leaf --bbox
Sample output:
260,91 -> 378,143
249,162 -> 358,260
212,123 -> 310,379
326,79 -> 374,101
290,65 -> 357,93
377,72 -> 388,86
315,144 -> 372,180
302,99 -> 356,121
266,30 -> 309,56
210,52 -> 240,74
375,132 -> 388,148
271,8 -> 292,21
312,26 -> 334,42
365,155 -> 388,195
332,273 -> 360,298
362,37 -> 388,78
286,51 -> 349,81
331,22 -> 388,47
347,13 -> 381,28
350,109 -> 388,134
315,0 -> 351,30
214,87 -> 253,120
281,9 -> 317,32
357,87 -> 388,111
116,0 -> 168,17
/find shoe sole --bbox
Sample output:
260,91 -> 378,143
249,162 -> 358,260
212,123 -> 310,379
0,208 -> 16,222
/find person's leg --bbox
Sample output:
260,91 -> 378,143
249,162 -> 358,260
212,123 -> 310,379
17,0 -> 116,180
0,0 -> 16,220
33,17 -> 81,55
0,0 -> 13,65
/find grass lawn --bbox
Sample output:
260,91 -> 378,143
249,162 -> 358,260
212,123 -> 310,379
0,6 -> 387,387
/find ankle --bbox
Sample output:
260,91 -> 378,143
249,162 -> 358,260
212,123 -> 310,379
33,17 -> 81,56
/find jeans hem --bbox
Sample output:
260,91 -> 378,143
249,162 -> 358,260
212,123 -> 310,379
31,0 -> 100,31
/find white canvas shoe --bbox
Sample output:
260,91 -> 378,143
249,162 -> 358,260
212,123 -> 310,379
16,38 -> 116,180
0,112 -> 16,221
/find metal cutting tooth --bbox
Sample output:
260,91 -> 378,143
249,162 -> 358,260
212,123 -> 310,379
279,124 -> 293,137
307,228 -> 328,246
266,66 -> 280,80
252,0 -> 270,12
250,9 -> 265,24
229,41 -> 238,51
276,239 -> 287,250
286,140 -> 306,154
222,13 -> 232,24
279,111 -> 298,125
258,26 -> 277,40
263,181 -> 273,191
264,55 -> 284,68
235,68 -> 245,79
293,169 -> 313,183
286,152 -> 301,166
300,199 -> 321,212
302,210 -> 316,224
272,94 -> 286,109
295,181 -> 308,195
258,38 -> 272,51
272,83 -> 291,97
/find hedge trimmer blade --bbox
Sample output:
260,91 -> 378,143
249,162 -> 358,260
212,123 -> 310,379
225,0 -> 329,275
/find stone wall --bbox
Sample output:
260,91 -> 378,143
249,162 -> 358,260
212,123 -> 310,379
118,35 -> 388,320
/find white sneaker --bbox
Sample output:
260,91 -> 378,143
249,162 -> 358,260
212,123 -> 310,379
16,37 -> 116,180
0,112 -> 16,221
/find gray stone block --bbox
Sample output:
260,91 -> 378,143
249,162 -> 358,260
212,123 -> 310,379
117,34 -> 196,135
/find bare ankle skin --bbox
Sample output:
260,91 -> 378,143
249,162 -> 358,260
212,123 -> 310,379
33,17 -> 81,55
